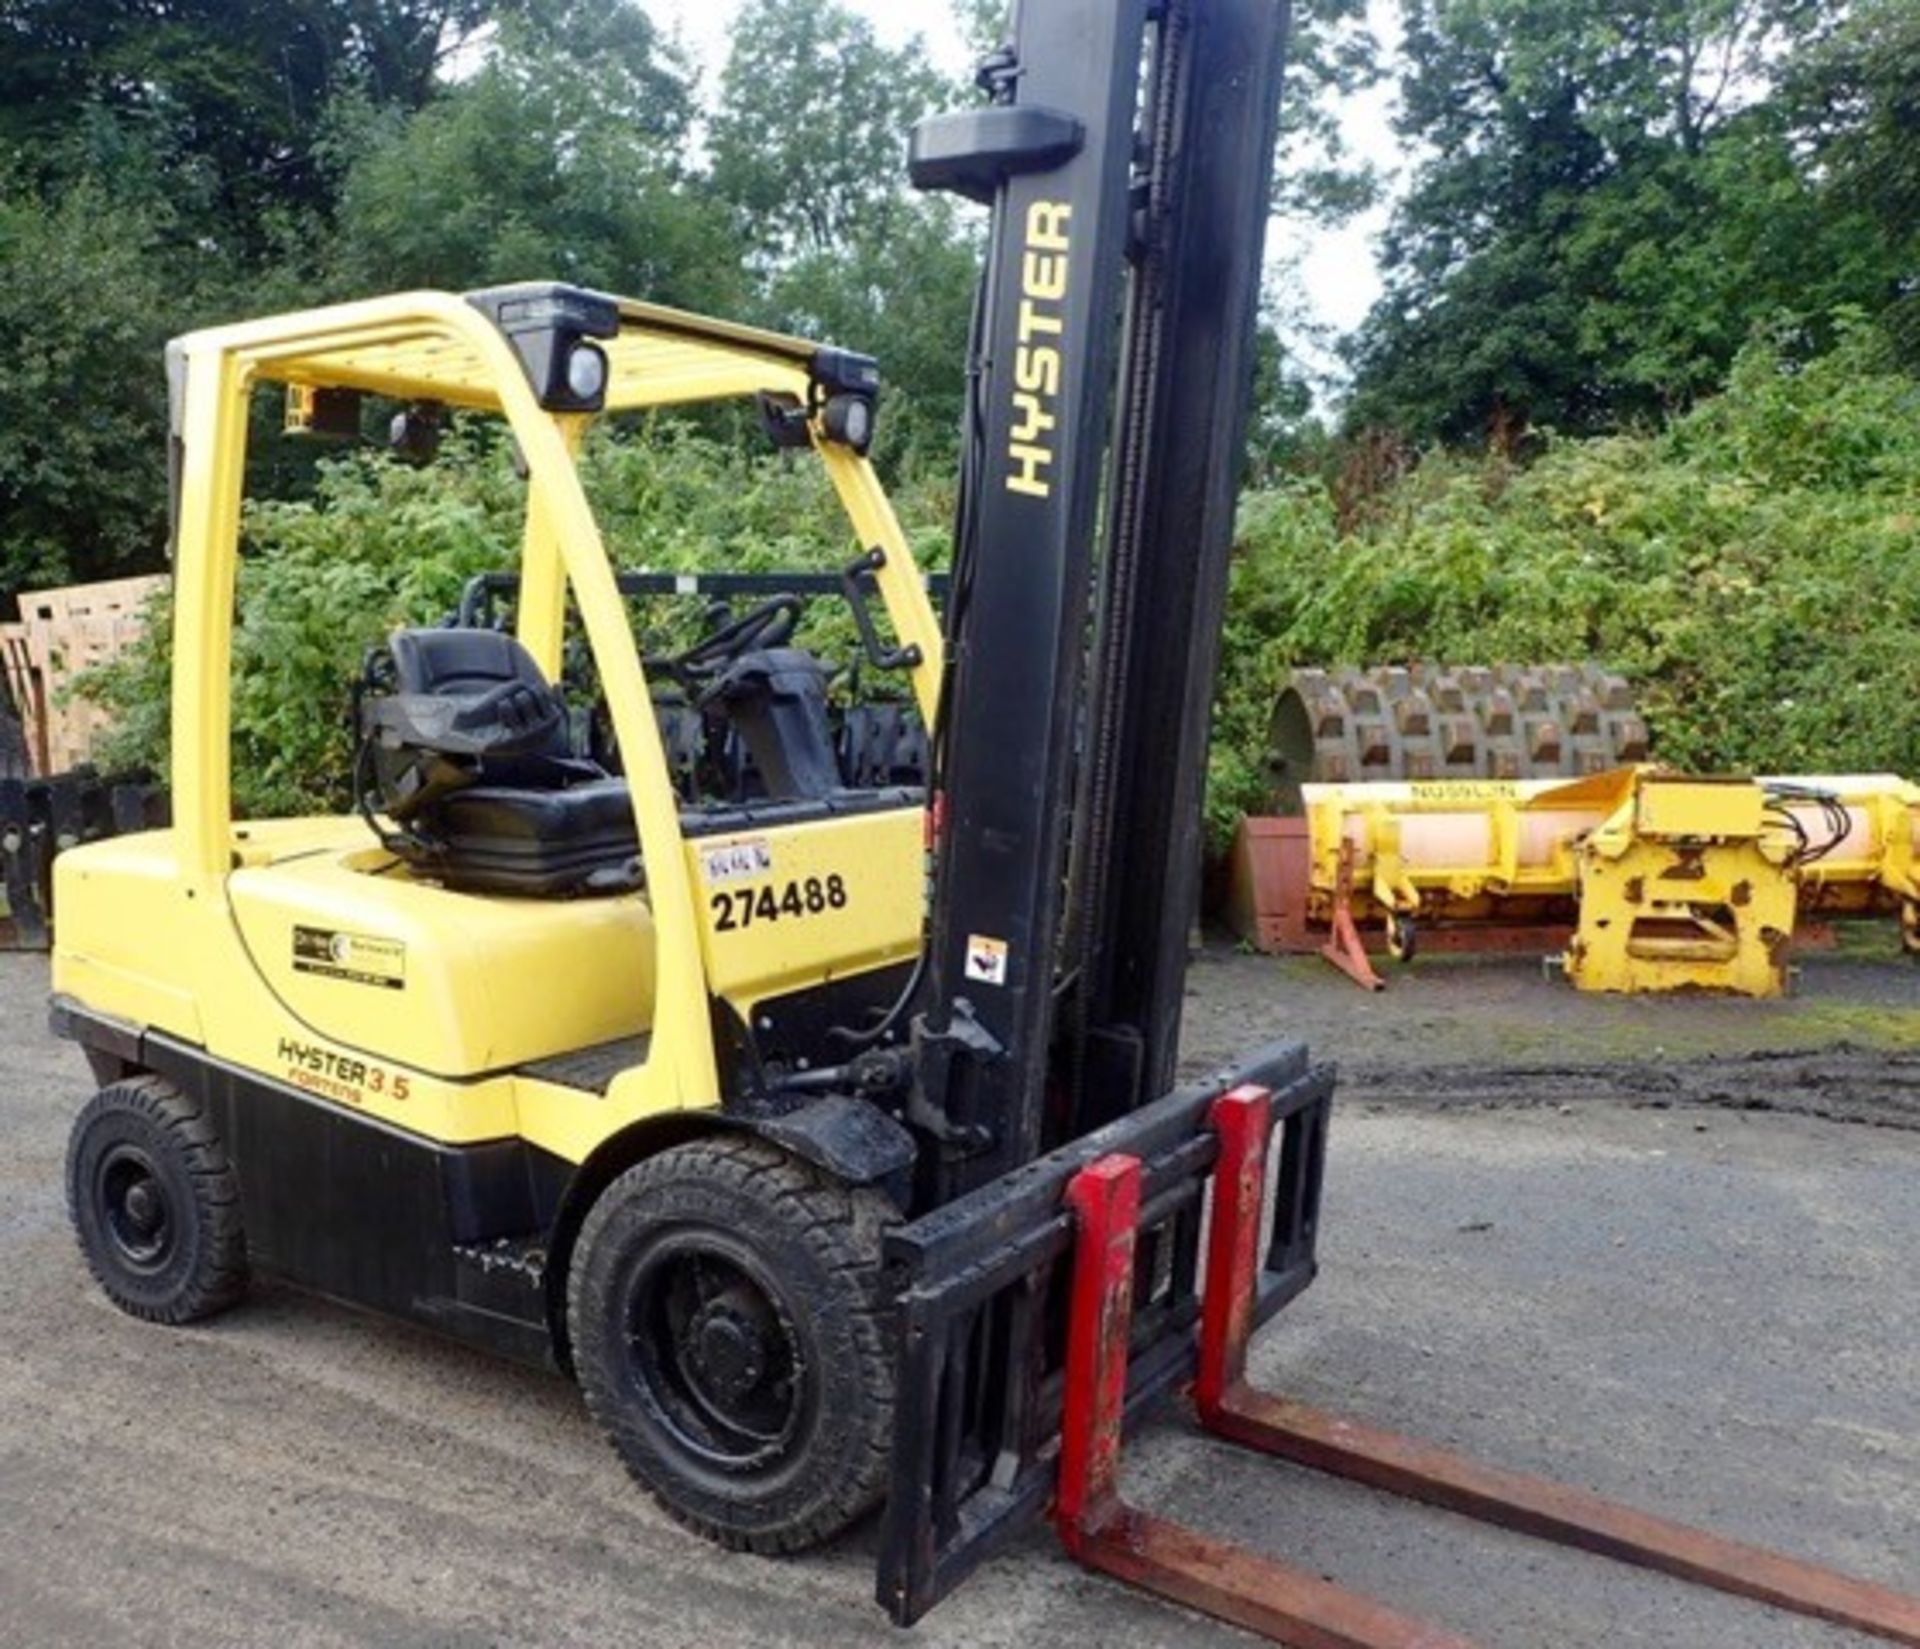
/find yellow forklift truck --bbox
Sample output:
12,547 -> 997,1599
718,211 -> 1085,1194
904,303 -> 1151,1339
50,2 -> 1920,1641
53,0 -> 1312,1586
56,284 -> 950,1550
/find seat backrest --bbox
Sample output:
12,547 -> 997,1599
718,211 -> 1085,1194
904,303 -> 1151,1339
379,628 -> 570,761
390,626 -> 546,698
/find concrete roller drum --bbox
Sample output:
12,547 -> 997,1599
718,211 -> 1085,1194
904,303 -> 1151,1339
1267,664 -> 1651,813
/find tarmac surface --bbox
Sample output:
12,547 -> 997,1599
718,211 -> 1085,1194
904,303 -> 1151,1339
3,945 -> 1918,1647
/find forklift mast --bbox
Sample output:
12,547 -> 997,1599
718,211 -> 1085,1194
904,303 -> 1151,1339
908,0 -> 1293,1204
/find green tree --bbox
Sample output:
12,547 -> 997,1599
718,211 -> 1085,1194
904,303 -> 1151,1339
953,0 -> 1388,226
1274,0 -> 1387,225
709,0 -> 948,263
707,0 -> 975,469
325,9 -> 738,306
0,177 -> 180,589
1234,0 -> 1392,448
0,1 -> 539,596
1344,0 -> 1903,443
1780,0 -> 1920,358
0,1 -> 494,253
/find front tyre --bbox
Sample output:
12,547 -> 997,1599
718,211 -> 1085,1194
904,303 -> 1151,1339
65,1075 -> 249,1324
568,1136 -> 896,1553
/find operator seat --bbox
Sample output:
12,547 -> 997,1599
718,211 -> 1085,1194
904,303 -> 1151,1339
356,628 -> 640,897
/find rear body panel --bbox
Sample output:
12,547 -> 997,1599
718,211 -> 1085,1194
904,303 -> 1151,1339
52,797 -> 925,1361
54,802 -> 921,1147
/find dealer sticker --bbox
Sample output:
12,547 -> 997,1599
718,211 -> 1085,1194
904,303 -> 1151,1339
964,933 -> 1010,986
701,837 -> 774,884
293,926 -> 406,990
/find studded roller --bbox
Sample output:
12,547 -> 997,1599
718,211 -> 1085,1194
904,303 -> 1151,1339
1266,664 -> 1650,813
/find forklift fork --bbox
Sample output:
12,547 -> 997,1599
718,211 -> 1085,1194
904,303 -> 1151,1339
1055,1087 -> 1920,1649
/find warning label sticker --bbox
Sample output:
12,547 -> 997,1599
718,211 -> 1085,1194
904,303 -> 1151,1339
964,933 -> 1010,986
293,926 -> 407,990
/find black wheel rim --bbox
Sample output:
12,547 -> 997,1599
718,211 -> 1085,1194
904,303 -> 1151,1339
622,1229 -> 812,1474
97,1144 -> 174,1272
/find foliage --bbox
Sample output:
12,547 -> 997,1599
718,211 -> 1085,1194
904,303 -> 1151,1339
87,419 -> 950,816
90,427 -> 527,815
707,0 -> 978,471
0,177 -> 180,589
323,11 -> 731,304
1209,318 -> 1920,845
709,0 -> 948,263
0,0 -> 489,245
1780,0 -> 1920,362
14,0 -> 1920,864
90,318 -> 1920,844
1345,0 -> 1913,444
762,211 -> 982,478
1272,0 -> 1388,227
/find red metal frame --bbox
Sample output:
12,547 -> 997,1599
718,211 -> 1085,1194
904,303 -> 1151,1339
1056,1155 -> 1140,1545
1052,1087 -> 1920,1647
1194,1084 -> 1270,1414
1320,840 -> 1385,990
1054,1133 -> 1474,1648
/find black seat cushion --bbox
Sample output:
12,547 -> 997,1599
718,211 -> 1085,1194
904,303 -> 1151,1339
435,776 -> 640,898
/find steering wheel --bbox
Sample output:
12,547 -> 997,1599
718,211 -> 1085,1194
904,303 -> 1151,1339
665,594 -> 804,683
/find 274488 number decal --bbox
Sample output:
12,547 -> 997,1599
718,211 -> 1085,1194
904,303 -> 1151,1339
710,874 -> 848,932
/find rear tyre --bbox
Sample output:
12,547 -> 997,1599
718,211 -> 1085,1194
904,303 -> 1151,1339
65,1075 -> 249,1324
568,1136 -> 896,1553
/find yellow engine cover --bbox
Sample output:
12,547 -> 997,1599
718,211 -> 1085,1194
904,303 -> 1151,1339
56,816 -> 657,1079
227,844 -> 656,1079
54,804 -> 927,1161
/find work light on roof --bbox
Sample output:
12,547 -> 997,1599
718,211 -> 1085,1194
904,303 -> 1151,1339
565,341 -> 609,404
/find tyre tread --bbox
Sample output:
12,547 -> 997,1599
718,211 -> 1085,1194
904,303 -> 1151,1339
568,1134 -> 896,1554
66,1074 -> 249,1325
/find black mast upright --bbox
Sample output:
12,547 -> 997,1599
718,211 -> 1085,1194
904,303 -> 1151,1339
907,0 -> 1293,1204
906,0 -> 1155,1204
879,8 -> 1307,1615
1064,0 -> 1295,1129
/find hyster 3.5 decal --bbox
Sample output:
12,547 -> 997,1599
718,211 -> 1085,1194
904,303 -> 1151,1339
278,1038 -> 412,1105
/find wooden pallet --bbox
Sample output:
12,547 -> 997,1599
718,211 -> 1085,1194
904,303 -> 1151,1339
2,574 -> 165,776
0,623 -> 48,776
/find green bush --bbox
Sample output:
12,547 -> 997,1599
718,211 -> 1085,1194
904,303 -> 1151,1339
87,321 -> 1920,849
87,418 -> 950,817
1207,318 -> 1920,847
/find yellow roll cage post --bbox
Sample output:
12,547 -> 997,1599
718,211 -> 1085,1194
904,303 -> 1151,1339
165,287 -> 942,1128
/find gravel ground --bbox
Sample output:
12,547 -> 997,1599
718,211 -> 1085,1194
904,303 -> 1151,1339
3,946 -> 1917,1648
1179,944 -> 1920,1129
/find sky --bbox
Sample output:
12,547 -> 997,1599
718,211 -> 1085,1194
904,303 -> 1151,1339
648,0 -> 1404,384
